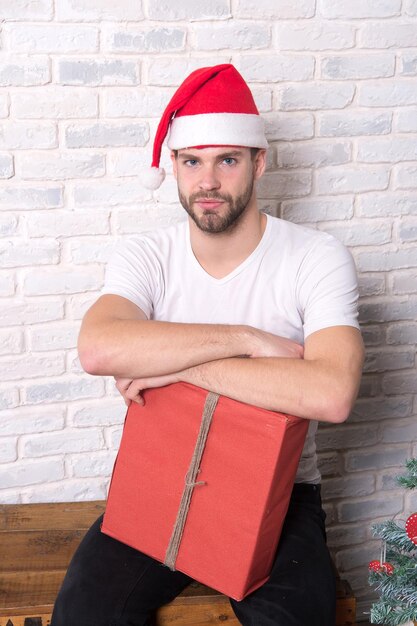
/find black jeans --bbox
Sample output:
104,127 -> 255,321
51,484 -> 335,626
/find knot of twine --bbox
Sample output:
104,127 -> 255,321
164,391 -> 219,571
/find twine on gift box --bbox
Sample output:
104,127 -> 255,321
164,391 -> 219,571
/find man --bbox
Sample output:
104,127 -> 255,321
51,64 -> 364,626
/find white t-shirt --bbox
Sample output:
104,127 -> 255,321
102,214 -> 360,483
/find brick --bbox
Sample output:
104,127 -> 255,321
23,377 -> 105,405
237,0 -> 315,18
67,349 -> 83,375
318,111 -> 391,137
147,0 -> 230,20
1,458 -> 65,489
0,94 -> 9,117
65,122 -> 148,148
58,59 -> 139,86
194,23 -> 270,50
0,0 -> 53,19
277,140 -> 351,169
356,248 -> 417,272
0,185 -> 63,210
359,298 -> 417,323
359,324 -> 385,345
381,419 -> 417,444
326,524 -> 368,550
0,438 -> 17,463
322,474 -> 375,500
378,470 -> 405,491
12,88 -> 98,119
109,425 -> 123,449
257,170 -> 312,199
359,22 -> 417,49
2,406 -> 65,436
23,267 -> 103,296
0,329 -> 23,355
358,137 -> 417,163
0,300 -> 63,327
274,22 -> 355,51
321,222 -> 391,247
21,479 -> 107,503
278,83 -> 355,111
147,57 -> 230,86
281,196 -> 354,223
0,388 -> 19,410
251,88 -> 272,112
70,451 -> 116,478
25,210 -> 110,238
107,149 -> 148,177
0,240 -> 60,268
113,204 -> 184,234
387,322 -> 417,344
358,276 -> 386,298
20,152 -> 105,180
400,52 -> 417,76
0,56 -> 50,86
0,214 -> 18,236
321,54 -> 395,79
102,88 -> 170,118
0,154 -> 13,179
317,452 -> 341,477
0,273 -> 15,296
359,80 -> 417,107
364,349 -> 414,374
357,193 -> 417,217
336,543 -> 379,571
22,428 -> 104,457
320,0 -> 401,18
405,0 -> 417,14
6,24 -> 99,53
56,0 -> 143,20
69,238 -> 115,264
66,293 -> 98,320
317,166 -> 389,194
338,495 -> 404,524
239,54 -> 315,84
392,270 -> 417,294
28,323 -> 79,351
394,164 -> 417,190
0,354 -> 65,382
317,423 -> 379,451
350,396 -> 412,423
70,401 -> 125,427
104,26 -> 186,53
0,122 -> 57,149
383,371 -> 417,394
398,219 -> 417,243
73,181 -> 151,207
264,113 -> 314,141
395,108 -> 417,132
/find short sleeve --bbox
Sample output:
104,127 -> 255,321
101,237 -> 160,319
297,235 -> 360,339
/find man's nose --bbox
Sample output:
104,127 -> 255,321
198,165 -> 221,190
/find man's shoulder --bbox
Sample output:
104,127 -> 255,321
121,219 -> 188,254
267,215 -> 337,250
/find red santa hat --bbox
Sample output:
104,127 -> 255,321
140,63 -> 268,190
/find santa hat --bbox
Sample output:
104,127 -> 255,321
140,63 -> 268,190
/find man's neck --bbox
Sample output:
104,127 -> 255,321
188,204 -> 267,280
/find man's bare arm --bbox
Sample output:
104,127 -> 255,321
78,294 -> 303,377
118,326 -> 364,424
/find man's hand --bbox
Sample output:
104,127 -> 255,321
114,372 -> 181,407
248,328 -> 304,359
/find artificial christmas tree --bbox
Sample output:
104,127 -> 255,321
368,458 -> 417,625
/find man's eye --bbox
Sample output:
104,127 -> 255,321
223,158 -> 236,165
184,159 -> 198,167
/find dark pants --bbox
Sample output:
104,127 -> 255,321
51,484 -> 335,626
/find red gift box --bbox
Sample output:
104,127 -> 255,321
102,382 -> 308,601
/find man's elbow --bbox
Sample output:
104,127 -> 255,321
318,391 -> 357,424
77,332 -> 111,376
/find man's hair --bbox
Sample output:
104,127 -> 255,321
172,148 -> 260,160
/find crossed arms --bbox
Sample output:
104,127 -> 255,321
78,294 -> 364,424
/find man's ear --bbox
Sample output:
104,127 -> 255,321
170,150 -> 178,180
253,149 -> 267,181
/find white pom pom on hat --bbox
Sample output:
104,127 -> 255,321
141,63 -> 268,190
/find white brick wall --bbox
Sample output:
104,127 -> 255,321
1,1 -> 416,619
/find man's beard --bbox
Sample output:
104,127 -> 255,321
178,177 -> 254,234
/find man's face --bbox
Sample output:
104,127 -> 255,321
171,147 -> 264,234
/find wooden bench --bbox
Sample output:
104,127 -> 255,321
0,501 -> 356,626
